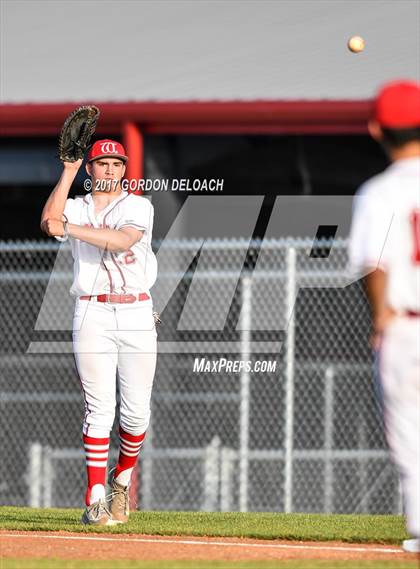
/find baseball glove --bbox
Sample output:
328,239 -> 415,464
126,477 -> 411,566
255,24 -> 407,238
58,105 -> 100,162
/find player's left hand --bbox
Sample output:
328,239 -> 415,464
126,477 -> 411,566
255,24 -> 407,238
42,218 -> 65,237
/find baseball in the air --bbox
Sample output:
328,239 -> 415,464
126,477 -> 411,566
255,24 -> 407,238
348,36 -> 365,53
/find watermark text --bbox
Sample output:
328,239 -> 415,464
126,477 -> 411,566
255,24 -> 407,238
193,358 -> 277,373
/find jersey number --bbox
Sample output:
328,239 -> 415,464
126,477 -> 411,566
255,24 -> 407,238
411,209 -> 420,264
123,250 -> 136,265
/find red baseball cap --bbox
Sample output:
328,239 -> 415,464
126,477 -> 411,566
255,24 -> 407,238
87,139 -> 129,162
374,80 -> 420,128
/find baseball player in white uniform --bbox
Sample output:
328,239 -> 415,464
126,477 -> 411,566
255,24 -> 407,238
349,80 -> 420,553
41,139 -> 157,525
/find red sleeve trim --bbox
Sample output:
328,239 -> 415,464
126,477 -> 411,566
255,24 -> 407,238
118,223 -> 146,231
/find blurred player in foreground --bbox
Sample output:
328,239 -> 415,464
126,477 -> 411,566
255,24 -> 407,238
349,80 -> 420,553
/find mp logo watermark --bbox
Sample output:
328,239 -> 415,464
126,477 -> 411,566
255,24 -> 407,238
27,195 -> 384,355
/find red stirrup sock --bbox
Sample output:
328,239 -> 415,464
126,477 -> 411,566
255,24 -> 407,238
83,434 -> 110,506
113,427 -> 146,487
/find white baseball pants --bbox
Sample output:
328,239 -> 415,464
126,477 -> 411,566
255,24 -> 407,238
72,298 -> 157,438
379,316 -> 420,538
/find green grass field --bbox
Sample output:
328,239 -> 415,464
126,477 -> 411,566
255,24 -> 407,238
1,507 -> 416,569
0,506 -> 409,544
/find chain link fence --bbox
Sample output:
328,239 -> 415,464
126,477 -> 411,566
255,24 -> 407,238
0,238 -> 400,514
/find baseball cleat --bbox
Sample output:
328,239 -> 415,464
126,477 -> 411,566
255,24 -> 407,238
109,478 -> 130,523
81,499 -> 117,526
402,538 -> 420,553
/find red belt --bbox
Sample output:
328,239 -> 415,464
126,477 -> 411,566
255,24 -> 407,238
405,310 -> 420,318
80,293 -> 150,304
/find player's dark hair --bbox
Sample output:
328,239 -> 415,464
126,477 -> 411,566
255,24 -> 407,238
381,126 -> 420,148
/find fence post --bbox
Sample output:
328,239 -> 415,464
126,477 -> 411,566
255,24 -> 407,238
42,446 -> 53,507
28,442 -> 42,508
284,247 -> 296,513
141,418 -> 153,511
203,436 -> 221,511
397,479 -> 403,514
324,366 -> 334,512
239,275 -> 252,512
220,447 -> 235,512
358,413 -> 368,513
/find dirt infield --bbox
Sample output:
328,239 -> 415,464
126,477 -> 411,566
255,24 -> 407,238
0,531 -> 417,563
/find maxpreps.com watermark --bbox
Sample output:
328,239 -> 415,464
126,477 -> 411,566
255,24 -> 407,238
193,358 -> 277,373
84,178 -> 224,192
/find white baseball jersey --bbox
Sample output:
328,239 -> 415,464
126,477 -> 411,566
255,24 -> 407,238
349,156 -> 420,312
57,191 -> 157,297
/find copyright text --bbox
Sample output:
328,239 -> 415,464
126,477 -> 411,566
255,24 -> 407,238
84,178 -> 224,192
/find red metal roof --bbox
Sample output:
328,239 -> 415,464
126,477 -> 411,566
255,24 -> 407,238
0,100 -> 372,136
